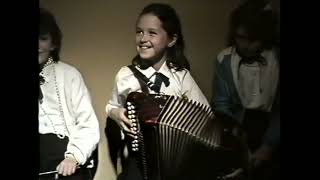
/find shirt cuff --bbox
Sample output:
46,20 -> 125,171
64,152 -> 79,165
65,146 -> 85,165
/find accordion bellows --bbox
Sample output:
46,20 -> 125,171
125,92 -> 248,180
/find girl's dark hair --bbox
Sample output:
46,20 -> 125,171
40,8 -> 62,62
227,3 -> 278,49
132,3 -> 190,71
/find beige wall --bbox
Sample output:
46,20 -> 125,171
39,0 -> 236,179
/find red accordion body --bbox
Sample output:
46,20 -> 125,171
125,92 -> 248,180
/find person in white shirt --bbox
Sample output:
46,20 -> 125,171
105,3 -> 209,180
39,8 -> 100,180
212,3 -> 279,180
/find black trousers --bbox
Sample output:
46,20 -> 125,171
117,156 -> 144,180
242,110 -> 280,180
39,134 -> 93,180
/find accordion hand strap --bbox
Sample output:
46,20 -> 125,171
127,65 -> 151,94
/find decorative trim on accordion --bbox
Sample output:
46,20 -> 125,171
125,92 -> 222,151
126,101 -> 139,151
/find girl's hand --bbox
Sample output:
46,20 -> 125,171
110,107 -> 135,136
56,157 -> 78,176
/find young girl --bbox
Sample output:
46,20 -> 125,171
105,3 -> 209,180
39,8 -> 100,180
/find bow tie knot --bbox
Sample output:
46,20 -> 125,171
239,55 -> 267,66
150,72 -> 170,93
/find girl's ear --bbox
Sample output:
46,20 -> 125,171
168,34 -> 178,47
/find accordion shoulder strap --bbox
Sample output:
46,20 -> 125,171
127,65 -> 151,94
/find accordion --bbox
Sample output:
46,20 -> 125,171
125,92 -> 248,180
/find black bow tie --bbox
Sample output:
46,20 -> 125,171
239,55 -> 267,66
150,72 -> 170,93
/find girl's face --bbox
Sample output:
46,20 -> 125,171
39,33 -> 55,64
135,13 -> 176,62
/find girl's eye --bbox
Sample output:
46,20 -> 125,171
150,31 -> 157,35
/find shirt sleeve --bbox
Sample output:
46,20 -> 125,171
65,69 -> 100,165
211,58 -> 234,117
105,67 -> 135,117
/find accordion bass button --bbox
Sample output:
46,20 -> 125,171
127,102 -> 132,106
130,105 -> 135,110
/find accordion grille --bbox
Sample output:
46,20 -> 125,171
125,92 -> 247,180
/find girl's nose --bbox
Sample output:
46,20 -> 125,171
140,34 -> 148,42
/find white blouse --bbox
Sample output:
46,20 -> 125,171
105,61 -> 209,117
218,47 -> 279,112
39,61 -> 100,165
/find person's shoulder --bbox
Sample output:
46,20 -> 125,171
171,67 -> 190,80
117,65 -> 133,75
56,61 -> 79,72
55,61 -> 83,79
217,46 -> 233,63
115,65 -> 134,81
171,66 -> 188,74
262,47 -> 279,63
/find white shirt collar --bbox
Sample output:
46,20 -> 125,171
136,61 -> 171,79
